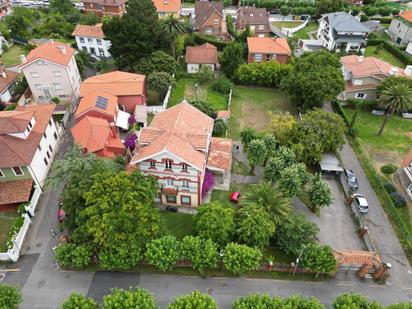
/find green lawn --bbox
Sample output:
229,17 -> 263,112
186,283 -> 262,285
0,213 -> 19,252
293,22 -> 318,40
227,87 -> 296,140
160,211 -> 196,240
232,158 -> 250,176
1,45 -> 27,67
272,21 -> 304,29
168,78 -> 228,110
364,46 -> 405,68
211,183 -> 250,206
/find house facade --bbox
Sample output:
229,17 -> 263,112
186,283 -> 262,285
317,12 -> 370,53
0,67 -> 18,103
339,55 -> 412,101
407,38 -> 412,55
399,150 -> 412,203
195,1 -> 226,38
388,10 -> 412,45
153,0 -> 181,17
82,0 -> 126,17
247,37 -> 292,64
236,6 -> 270,37
72,23 -> 111,58
19,41 -> 81,104
185,43 -> 218,73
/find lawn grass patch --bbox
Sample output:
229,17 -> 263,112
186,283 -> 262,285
211,183 -> 250,206
160,211 -> 196,240
293,22 -> 318,40
263,247 -> 295,264
1,45 -> 27,67
272,21 -> 304,29
364,45 -> 405,68
0,212 -> 19,252
231,158 -> 250,176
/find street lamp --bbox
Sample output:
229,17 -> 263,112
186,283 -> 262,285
293,245 -> 306,276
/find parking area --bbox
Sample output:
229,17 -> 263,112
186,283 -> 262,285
294,178 -> 365,251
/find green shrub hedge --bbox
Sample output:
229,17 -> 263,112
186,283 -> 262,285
193,33 -> 228,51
384,181 -> 396,193
381,164 -> 397,175
390,192 -> 406,208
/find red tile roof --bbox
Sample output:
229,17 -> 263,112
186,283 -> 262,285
75,91 -> 118,120
0,68 -> 19,95
0,110 -> 33,134
195,1 -> 223,29
217,110 -> 230,120
185,43 -> 218,64
153,0 -> 181,13
72,23 -> 105,39
21,41 -> 75,67
0,179 -> 33,205
247,37 -> 292,55
400,10 -> 412,23
207,137 -> 232,171
0,104 -> 55,168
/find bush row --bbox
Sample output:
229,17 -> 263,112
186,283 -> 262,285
193,33 -> 228,51
234,61 -> 291,88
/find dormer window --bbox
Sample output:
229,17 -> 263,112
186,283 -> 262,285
182,163 -> 188,171
150,160 -> 156,168
165,160 -> 172,169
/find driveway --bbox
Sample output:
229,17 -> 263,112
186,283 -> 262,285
293,178 -> 365,251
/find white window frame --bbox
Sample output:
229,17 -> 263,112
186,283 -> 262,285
214,19 -> 219,25
0,169 -> 4,177
12,166 -> 24,176
355,92 -> 366,99
182,179 -> 189,189
30,72 -> 40,78
53,71 -> 62,77
166,178 -> 174,187
254,53 -> 263,62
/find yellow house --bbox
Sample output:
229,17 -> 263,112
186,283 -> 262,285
152,0 -> 181,18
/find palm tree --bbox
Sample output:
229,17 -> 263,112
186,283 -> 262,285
239,182 -> 292,223
377,78 -> 412,136
160,15 -> 186,59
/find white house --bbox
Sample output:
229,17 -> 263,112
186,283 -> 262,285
185,43 -> 218,74
0,67 -> 18,103
317,12 -> 370,53
407,38 -> 412,55
72,23 -> 111,59
19,41 -> 81,104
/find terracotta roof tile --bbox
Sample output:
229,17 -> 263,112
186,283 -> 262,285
237,6 -> 269,25
71,116 -> 111,153
21,41 -> 75,67
247,37 -> 292,55
207,137 -> 232,171
153,0 -> 181,13
0,179 -> 33,205
400,10 -> 412,23
195,1 -> 223,29
72,23 -> 105,39
0,110 -> 33,134
75,90 -> 118,120
0,68 -> 19,95
217,110 -> 230,119
185,43 -> 218,64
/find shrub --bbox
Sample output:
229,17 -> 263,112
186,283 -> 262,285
51,96 -> 60,104
212,77 -> 232,94
190,100 -> 217,119
234,61 -> 291,88
145,236 -> 181,271
383,181 -> 396,194
213,119 -> 227,136
0,284 -> 22,309
168,290 -> 218,309
55,243 -> 92,269
381,164 -> 397,175
103,288 -> 156,309
193,33 -> 228,51
223,243 -> 262,275
61,292 -> 98,309
197,66 -> 214,82
390,192 -> 406,208
181,236 -> 218,274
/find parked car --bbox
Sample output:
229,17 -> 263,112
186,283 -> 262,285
166,205 -> 178,212
230,191 -> 240,203
352,193 -> 369,213
344,168 -> 358,191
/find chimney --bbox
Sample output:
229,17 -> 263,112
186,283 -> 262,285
389,67 -> 398,76
405,65 -> 412,77
57,46 -> 67,55
358,56 -> 364,63
20,55 -> 27,64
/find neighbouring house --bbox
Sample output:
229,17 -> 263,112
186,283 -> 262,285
338,55 -> 412,101
80,71 -> 147,126
236,6 -> 270,37
19,41 -> 81,104
362,20 -> 385,33
388,10 -> 412,45
153,0 -> 181,17
82,0 -> 126,17
72,23 -> 111,59
247,37 -> 292,64
0,104 -> 60,208
0,67 -> 19,103
407,37 -> 412,55
195,1 -> 227,38
0,0 -> 10,19
129,101 -> 232,208
298,39 -> 324,52
185,43 -> 218,73
317,12 -> 370,53
71,115 -> 125,158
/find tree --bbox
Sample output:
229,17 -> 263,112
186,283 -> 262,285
219,41 -> 245,78
168,291 -> 218,309
269,112 -> 296,145
160,15 -> 186,58
333,293 -> 383,309
261,133 -> 277,165
103,288 -> 156,309
278,163 -> 308,198
103,0 -> 161,70
195,202 -> 235,246
239,182 -> 291,223
264,146 -> 297,184
232,294 -> 282,309
5,14 -> 29,38
245,139 -> 266,174
181,236 -> 218,274
197,65 -> 214,82
61,292 -> 98,309
145,236 -> 181,271
234,61 -> 291,88
300,243 -> 337,276
55,243 -> 92,269
223,243 -> 262,275
236,204 -> 275,248
376,77 -> 412,136
0,284 -> 22,309
316,0 -> 346,15
50,0 -> 77,15
309,174 -> 333,211
281,51 -> 345,111
213,119 -> 227,136
347,99 -> 367,129
147,72 -> 174,98
274,212 -> 319,256
190,100 -> 217,119
240,127 -> 259,149
284,295 -> 326,309
138,50 -> 178,76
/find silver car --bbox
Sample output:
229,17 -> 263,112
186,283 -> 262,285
353,193 -> 368,214
344,169 -> 358,191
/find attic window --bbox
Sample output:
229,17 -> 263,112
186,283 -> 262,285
250,14 -> 253,17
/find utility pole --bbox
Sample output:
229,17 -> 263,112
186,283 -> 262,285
293,245 -> 306,276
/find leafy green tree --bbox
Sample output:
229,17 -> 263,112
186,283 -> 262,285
0,284 -> 22,309
240,127 -> 259,149
145,236 -> 181,271
99,242 -> 142,270
36,14 -> 75,39
195,202 -> 235,246
300,243 -> 337,275
386,303 -> 412,309
219,41 -> 245,78
348,99 -> 367,129
223,243 -> 262,275
274,212 -> 319,256
79,13 -> 101,25
281,51 -> 345,111
269,112 -> 296,145
147,71 -> 174,98
50,0 -> 77,15
103,0 -> 161,70
316,0 -> 346,15
239,182 -> 291,223
333,293 -> 383,309
168,291 -> 218,309
245,139 -> 266,174
5,14 -> 30,38
190,100 -> 217,119
278,163 -> 309,198
236,204 -> 275,248
103,288 -> 156,309
197,65 -> 214,83
376,76 -> 412,136
234,61 -> 291,88
309,174 -> 333,210
181,236 -> 218,274
138,50 -> 177,76
264,146 -> 297,184
160,14 -> 186,58
55,243 -> 92,269
61,292 -> 98,309
261,134 -> 277,165
232,294 -> 282,308
284,295 -> 326,309
213,119 -> 227,136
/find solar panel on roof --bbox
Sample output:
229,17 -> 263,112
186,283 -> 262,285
96,96 -> 108,110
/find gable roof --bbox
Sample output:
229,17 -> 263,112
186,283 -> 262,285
0,110 -> 33,134
72,23 -> 105,39
322,12 -> 370,33
237,6 -> 269,25
80,71 -> 146,98
0,179 -> 33,206
71,116 -> 112,153
75,91 -> 118,120
0,104 -> 55,168
247,37 -> 292,55
131,101 -> 214,170
207,137 -> 232,171
0,68 -> 19,95
400,10 -> 412,23
185,43 -> 218,64
153,0 -> 181,13
20,41 -> 75,68
82,0 -> 126,6
195,1 -> 223,28
341,55 -> 411,79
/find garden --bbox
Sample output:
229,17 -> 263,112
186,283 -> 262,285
0,212 -> 20,252
0,45 -> 28,67
291,21 -> 318,40
364,45 -> 406,68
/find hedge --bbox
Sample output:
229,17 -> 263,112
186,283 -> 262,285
367,39 -> 412,65
371,17 -> 393,24
193,33 -> 228,51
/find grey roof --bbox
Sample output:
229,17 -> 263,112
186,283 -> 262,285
362,20 -> 385,32
195,1 -> 223,29
323,12 -> 370,33
335,36 -> 368,43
